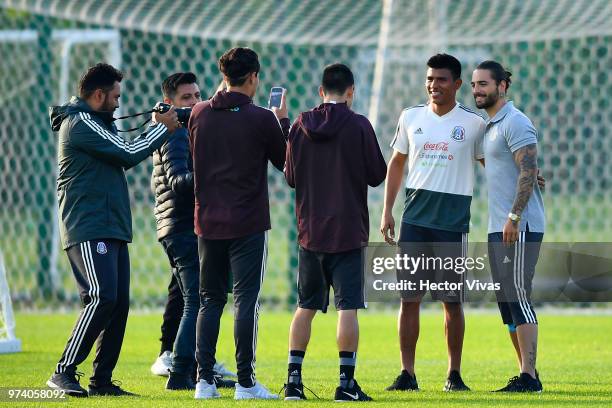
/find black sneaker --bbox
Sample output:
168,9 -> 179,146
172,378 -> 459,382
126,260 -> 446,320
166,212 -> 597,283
47,372 -> 88,397
443,370 -> 471,391
386,370 -> 419,391
88,380 -> 138,396
283,382 -> 307,401
166,372 -> 195,390
535,370 -> 543,390
334,379 -> 373,402
213,373 -> 237,388
494,373 -> 542,393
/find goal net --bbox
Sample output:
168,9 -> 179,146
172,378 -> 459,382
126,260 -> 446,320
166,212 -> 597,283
0,251 -> 21,353
0,0 -> 610,309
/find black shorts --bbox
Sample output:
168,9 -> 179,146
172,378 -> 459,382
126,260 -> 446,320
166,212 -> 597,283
297,247 -> 366,313
488,228 -> 543,326
397,223 -> 468,302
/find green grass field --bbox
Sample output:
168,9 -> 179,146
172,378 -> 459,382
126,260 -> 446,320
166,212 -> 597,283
2,311 -> 611,406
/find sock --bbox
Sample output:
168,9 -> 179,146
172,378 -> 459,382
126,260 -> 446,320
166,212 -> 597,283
339,351 -> 356,388
288,350 -> 305,384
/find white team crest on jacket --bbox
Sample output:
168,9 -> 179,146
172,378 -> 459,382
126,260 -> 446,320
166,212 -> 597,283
96,242 -> 107,255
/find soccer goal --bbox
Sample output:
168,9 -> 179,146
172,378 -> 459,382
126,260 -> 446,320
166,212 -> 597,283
0,251 -> 21,354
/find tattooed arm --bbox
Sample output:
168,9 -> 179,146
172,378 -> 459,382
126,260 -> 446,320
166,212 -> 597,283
503,143 -> 538,243
511,143 -> 538,215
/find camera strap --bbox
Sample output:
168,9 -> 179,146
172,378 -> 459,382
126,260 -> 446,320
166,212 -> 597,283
112,109 -> 155,133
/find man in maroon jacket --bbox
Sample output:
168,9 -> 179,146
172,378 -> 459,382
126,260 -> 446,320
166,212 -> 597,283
282,64 -> 387,402
188,47 -> 290,400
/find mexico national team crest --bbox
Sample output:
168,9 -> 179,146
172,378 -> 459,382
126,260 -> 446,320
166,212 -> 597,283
96,242 -> 107,255
451,126 -> 465,142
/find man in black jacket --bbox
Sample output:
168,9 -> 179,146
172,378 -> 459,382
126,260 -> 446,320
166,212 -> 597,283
151,72 -> 235,390
151,76 -> 235,382
47,63 -> 178,397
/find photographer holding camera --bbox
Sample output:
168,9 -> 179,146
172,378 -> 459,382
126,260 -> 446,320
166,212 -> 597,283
150,72 -> 236,390
47,63 -> 178,397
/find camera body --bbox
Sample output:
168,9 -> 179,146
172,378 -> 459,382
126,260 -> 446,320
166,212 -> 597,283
154,102 -> 191,125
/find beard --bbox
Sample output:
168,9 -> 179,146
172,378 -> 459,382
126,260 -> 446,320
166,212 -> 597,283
101,94 -> 118,112
474,90 -> 499,109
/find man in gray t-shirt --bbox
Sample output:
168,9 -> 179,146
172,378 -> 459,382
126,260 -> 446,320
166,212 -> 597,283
471,61 -> 545,393
482,103 -> 545,234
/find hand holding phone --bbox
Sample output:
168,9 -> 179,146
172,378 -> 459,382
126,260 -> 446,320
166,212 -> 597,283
269,87 -> 288,120
268,87 -> 284,108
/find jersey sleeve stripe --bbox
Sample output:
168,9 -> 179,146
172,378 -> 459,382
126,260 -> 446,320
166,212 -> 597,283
79,112 -> 166,153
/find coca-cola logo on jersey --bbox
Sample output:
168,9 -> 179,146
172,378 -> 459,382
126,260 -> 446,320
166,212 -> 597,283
423,141 -> 449,151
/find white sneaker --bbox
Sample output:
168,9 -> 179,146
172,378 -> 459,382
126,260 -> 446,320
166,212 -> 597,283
214,362 -> 237,378
195,379 -> 221,399
234,381 -> 279,400
150,351 -> 172,376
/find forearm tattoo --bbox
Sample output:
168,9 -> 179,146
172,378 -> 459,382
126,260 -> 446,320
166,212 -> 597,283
511,144 -> 538,216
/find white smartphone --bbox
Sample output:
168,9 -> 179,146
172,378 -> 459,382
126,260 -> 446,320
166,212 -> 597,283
268,87 -> 284,108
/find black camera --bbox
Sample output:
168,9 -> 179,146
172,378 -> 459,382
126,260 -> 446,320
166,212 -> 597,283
153,102 -> 191,126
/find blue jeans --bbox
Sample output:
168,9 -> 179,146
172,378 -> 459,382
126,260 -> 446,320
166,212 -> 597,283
161,232 -> 200,375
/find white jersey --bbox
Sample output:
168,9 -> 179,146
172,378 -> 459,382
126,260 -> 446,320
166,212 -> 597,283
391,102 -> 485,232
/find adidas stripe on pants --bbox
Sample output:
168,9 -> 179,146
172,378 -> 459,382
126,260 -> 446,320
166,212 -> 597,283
54,239 -> 130,386
488,230 -> 543,326
195,231 -> 267,387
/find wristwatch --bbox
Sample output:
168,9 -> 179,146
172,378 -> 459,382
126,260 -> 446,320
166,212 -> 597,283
508,212 -> 521,224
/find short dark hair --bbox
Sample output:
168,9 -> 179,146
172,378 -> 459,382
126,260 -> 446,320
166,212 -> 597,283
79,63 -> 123,99
161,72 -> 198,99
321,63 -> 354,95
427,53 -> 462,81
476,60 -> 512,90
218,47 -> 260,86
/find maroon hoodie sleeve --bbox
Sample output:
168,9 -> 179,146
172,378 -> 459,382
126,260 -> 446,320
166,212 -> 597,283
361,116 -> 387,187
284,120 -> 299,188
187,101 -> 204,158
264,111 -> 289,171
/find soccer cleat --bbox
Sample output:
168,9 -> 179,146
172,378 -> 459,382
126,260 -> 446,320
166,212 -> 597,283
283,382 -> 307,401
191,365 -> 235,385
151,350 -> 172,376
386,370 -> 419,391
166,372 -> 195,390
494,373 -> 542,392
495,375 -> 520,392
214,362 -> 237,378
214,373 -> 237,388
234,381 -> 279,400
88,380 -> 137,396
443,370 -> 471,391
47,372 -> 88,397
334,379 -> 373,402
194,379 -> 221,399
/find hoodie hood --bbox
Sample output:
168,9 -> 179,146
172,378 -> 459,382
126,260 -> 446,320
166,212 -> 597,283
299,102 -> 353,142
49,96 -> 114,132
209,90 -> 252,110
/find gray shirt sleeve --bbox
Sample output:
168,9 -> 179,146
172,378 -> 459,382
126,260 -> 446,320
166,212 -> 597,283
474,120 -> 486,160
505,113 -> 538,153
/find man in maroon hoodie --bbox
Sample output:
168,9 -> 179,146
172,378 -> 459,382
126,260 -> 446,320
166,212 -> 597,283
188,47 -> 290,400
282,64 -> 387,402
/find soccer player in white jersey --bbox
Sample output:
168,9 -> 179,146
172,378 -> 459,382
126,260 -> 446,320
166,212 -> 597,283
380,54 -> 485,392
472,60 -> 545,393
